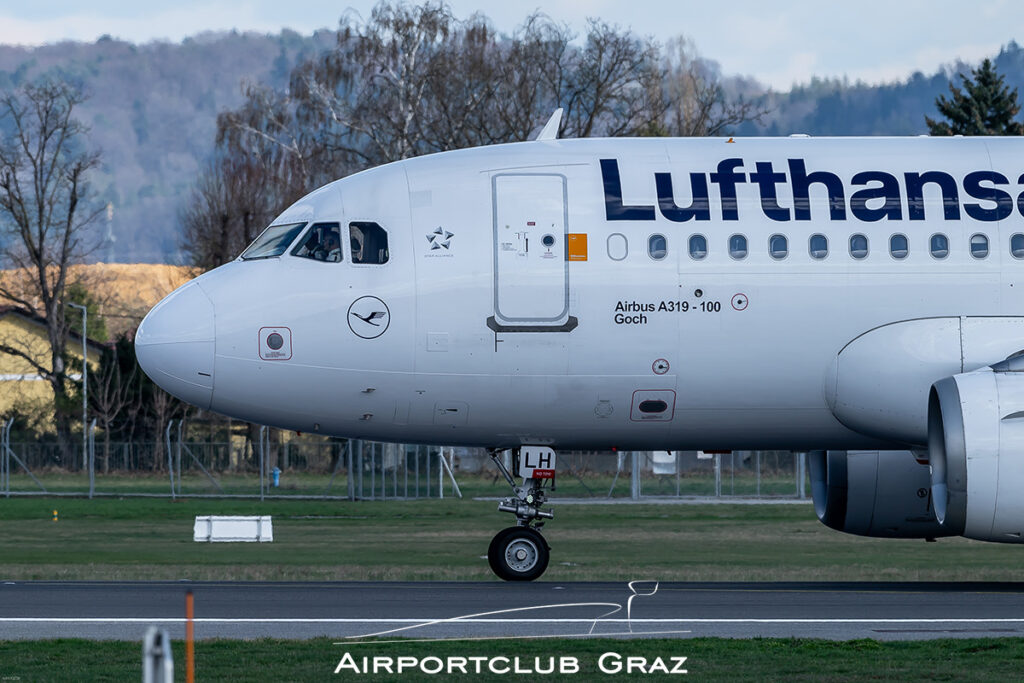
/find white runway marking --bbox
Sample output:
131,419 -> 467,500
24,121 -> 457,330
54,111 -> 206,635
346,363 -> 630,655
2,618 -> 1024,624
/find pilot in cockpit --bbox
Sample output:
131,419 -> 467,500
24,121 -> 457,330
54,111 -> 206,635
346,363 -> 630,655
321,232 -> 342,262
292,224 -> 342,262
295,232 -> 319,259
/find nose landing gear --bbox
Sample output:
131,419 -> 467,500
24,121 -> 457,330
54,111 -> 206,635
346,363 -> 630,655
487,447 -> 556,581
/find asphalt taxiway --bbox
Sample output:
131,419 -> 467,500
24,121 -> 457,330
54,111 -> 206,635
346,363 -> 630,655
2,581 -> 1023,641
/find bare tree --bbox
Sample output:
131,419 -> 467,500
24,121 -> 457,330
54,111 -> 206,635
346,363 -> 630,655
292,2 -> 456,166
89,341 -> 137,473
0,79 -> 101,457
558,19 -> 665,138
150,387 -> 183,471
658,38 -> 767,136
182,155 -> 275,270
217,81 -> 317,189
189,3 -> 766,272
489,14 -> 574,141
416,13 -> 508,148
182,79 -> 317,271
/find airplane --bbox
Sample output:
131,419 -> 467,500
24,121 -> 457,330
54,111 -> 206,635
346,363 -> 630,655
136,110 -> 1024,580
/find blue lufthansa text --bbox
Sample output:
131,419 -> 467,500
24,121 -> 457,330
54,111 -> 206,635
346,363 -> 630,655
600,158 -> 1018,223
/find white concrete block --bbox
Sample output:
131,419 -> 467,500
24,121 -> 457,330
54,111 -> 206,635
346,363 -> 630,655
193,515 -> 273,542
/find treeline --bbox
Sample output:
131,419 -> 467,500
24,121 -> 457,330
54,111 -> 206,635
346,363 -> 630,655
0,29 -> 335,262
2,6 -> 1020,261
0,77 -> 256,470
740,41 -> 1024,136
183,3 -> 764,269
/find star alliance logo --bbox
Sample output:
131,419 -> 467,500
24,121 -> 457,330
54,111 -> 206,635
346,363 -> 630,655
427,226 -> 454,251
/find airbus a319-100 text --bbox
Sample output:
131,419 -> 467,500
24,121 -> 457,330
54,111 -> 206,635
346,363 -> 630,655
136,112 -> 1024,580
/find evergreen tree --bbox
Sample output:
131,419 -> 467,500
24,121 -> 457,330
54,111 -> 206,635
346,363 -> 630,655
926,58 -> 1024,135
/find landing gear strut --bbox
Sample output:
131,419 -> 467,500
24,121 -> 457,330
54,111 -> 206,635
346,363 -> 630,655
487,447 -> 555,581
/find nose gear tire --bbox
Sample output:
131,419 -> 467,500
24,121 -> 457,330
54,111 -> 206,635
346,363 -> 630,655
488,526 -> 550,581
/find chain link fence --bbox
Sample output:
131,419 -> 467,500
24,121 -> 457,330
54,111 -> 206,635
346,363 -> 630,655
0,420 -> 808,500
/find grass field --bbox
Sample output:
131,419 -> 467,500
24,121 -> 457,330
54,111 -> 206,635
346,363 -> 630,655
2,495 -> 1024,581
3,636 -> 1024,681
4,467 -> 805,498
4,495 -> 1024,680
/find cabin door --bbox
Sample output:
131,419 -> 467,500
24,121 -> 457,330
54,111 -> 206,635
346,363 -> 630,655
490,173 -> 571,330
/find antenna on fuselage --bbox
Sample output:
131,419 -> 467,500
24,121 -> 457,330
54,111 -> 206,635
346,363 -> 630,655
535,108 -> 563,141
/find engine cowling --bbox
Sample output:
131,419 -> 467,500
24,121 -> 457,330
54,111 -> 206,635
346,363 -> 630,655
809,449 -> 952,538
827,317 -> 1024,445
929,358 -> 1024,543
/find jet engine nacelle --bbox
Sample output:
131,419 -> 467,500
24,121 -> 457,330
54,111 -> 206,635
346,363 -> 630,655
929,358 -> 1024,543
827,317 -> 1024,445
809,450 -> 952,538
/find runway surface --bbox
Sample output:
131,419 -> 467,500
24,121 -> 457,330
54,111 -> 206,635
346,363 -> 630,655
2,581 -> 1024,641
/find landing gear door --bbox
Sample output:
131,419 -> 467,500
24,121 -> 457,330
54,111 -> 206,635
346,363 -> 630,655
517,446 -> 556,479
491,174 -> 572,330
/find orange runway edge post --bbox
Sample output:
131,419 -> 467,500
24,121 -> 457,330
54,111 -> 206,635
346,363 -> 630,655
186,590 -> 195,683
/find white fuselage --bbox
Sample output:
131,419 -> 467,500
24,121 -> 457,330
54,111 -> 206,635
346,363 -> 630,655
137,136 -> 1024,451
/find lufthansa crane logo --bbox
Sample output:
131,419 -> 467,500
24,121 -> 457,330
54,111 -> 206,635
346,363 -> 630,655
347,296 -> 391,339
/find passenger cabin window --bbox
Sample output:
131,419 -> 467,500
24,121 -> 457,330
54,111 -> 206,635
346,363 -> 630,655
930,233 -> 949,259
240,222 -> 306,260
688,234 -> 707,260
607,233 -> 628,261
809,234 -> 828,259
889,234 -> 909,259
291,222 -> 342,262
769,234 -> 788,260
970,233 -> 989,259
729,234 -> 748,260
648,234 -> 667,260
349,221 -> 389,264
1012,233 -> 1024,259
849,233 -> 868,259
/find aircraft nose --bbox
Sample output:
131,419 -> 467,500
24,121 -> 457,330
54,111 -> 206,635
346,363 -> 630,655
135,281 -> 215,410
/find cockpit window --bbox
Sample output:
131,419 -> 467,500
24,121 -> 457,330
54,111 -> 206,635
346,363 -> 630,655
291,222 -> 343,263
240,223 -> 307,260
350,221 -> 389,264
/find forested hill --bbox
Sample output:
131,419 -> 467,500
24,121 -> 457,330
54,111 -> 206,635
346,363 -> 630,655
739,41 -> 1024,137
0,30 -> 335,263
1,32 -> 1022,263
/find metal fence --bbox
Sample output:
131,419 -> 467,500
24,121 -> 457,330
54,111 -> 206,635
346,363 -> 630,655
0,419 -> 808,500
0,420 -> 464,500
522,450 -> 808,500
